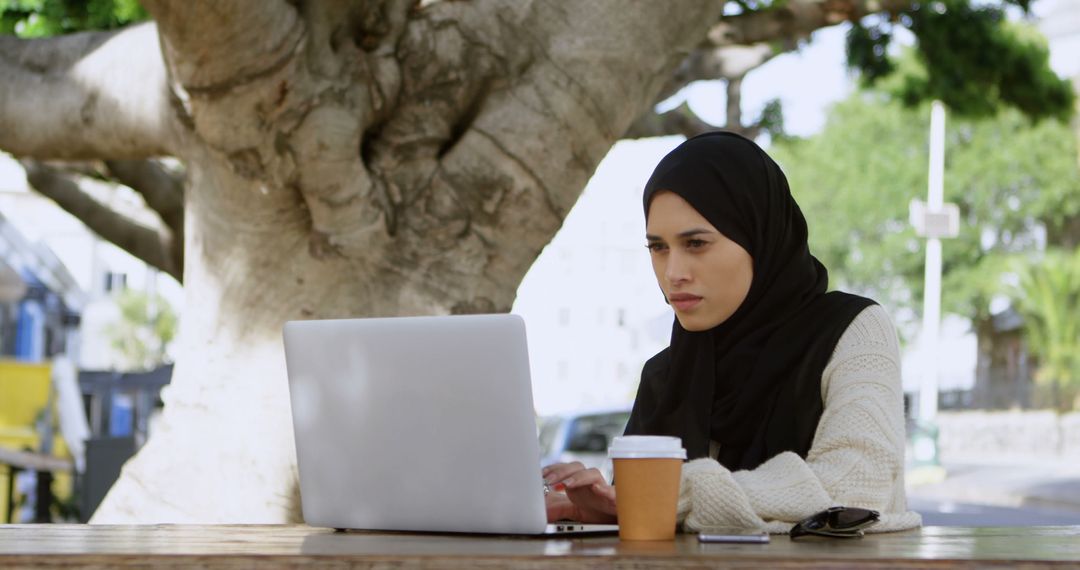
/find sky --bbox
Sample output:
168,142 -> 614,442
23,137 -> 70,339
676,25 -> 854,137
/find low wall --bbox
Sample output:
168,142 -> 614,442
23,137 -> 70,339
934,410 -> 1080,463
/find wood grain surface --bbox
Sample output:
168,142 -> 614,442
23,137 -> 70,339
0,524 -> 1078,568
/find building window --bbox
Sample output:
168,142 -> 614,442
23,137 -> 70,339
104,272 -> 127,293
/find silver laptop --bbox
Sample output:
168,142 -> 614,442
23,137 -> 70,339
283,313 -> 618,536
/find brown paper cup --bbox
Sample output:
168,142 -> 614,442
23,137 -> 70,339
613,457 -> 683,540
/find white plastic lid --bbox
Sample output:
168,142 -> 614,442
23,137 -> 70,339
608,436 -> 687,459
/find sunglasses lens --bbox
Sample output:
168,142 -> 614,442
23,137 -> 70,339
791,507 -> 880,540
832,507 -> 877,528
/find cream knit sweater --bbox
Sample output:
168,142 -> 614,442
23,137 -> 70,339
677,304 -> 923,534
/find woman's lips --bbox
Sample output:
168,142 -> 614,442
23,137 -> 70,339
669,294 -> 702,312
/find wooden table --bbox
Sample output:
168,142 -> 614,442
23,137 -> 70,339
1,524 -> 1078,568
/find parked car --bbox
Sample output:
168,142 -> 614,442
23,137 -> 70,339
538,408 -> 631,481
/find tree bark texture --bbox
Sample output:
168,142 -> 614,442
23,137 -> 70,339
0,0 -> 905,523
5,0 -> 724,522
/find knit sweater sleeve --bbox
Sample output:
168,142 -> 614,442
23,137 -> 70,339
676,304 -> 922,533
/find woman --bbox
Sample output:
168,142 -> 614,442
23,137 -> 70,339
543,132 -> 921,533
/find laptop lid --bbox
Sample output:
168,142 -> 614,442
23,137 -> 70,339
283,314 -> 552,534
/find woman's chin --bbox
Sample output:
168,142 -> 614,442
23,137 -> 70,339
676,310 -> 731,332
675,315 -> 709,332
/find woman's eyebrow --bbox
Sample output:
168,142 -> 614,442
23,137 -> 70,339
677,228 -> 714,238
645,228 -> 714,241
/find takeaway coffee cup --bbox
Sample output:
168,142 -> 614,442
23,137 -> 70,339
609,435 -> 686,541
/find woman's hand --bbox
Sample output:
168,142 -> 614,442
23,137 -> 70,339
542,462 -> 617,524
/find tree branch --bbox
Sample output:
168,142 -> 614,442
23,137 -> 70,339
143,0 -> 305,94
0,24 -> 175,160
724,45 -> 781,135
623,102 -> 717,139
21,160 -> 182,282
709,0 -> 912,47
105,159 -> 185,276
655,43 -> 779,104
639,0 -> 914,140
104,160 -> 184,236
633,41 -> 781,139
727,76 -> 745,133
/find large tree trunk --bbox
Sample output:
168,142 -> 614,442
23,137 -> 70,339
76,0 -> 721,522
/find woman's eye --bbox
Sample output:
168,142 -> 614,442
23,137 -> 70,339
686,239 -> 707,249
646,242 -> 667,252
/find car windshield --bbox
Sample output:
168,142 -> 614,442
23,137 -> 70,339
565,412 -> 631,453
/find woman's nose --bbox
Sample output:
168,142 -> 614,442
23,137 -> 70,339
665,252 -> 691,284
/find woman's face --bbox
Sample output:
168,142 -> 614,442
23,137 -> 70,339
645,191 -> 753,332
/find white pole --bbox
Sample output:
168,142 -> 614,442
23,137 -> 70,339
928,101 -> 946,210
920,101 -> 946,422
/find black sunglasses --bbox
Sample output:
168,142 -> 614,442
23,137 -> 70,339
789,506 -> 880,539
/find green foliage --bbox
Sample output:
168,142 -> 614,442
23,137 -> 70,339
908,5 -> 1073,122
103,289 -> 178,372
846,21 -> 895,85
769,92 -> 1080,334
0,0 -> 146,37
772,93 -> 927,320
1002,0 -> 1033,10
757,98 -> 787,141
1013,248 -> 1080,411
846,1 -> 1075,122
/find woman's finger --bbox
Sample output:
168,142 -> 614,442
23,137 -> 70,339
543,461 -> 585,476
564,479 -> 618,520
545,492 -> 578,522
561,467 -> 607,490
541,461 -> 586,484
592,482 -> 616,501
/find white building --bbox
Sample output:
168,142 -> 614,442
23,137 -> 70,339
1037,0 -> 1080,79
0,154 -> 182,371
513,139 -> 680,415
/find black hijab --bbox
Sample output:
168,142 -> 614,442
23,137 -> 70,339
623,131 -> 875,472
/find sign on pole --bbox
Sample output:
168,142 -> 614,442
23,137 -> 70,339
909,200 -> 960,240
915,100 -> 960,425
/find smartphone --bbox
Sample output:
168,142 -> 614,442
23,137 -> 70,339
697,528 -> 770,544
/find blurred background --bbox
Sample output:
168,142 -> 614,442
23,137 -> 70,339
1,0 -> 1078,526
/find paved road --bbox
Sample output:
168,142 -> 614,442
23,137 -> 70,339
910,497 -> 1080,526
907,460 -> 1080,526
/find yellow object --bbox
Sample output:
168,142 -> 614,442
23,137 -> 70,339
0,361 -> 52,427
0,360 -> 73,522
